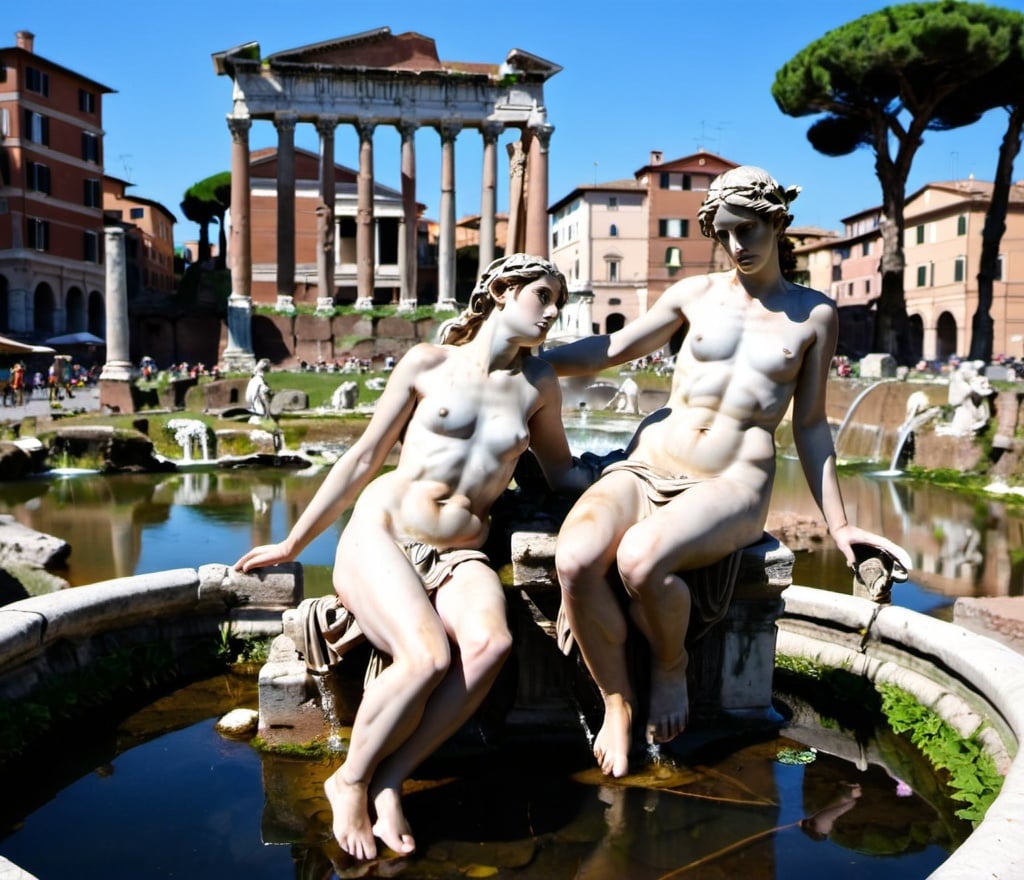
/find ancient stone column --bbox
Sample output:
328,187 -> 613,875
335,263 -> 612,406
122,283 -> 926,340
437,120 -> 461,309
100,227 -> 131,380
355,119 -> 376,310
525,123 -> 554,258
98,226 -> 135,411
398,120 -> 418,311
274,111 -> 298,312
316,115 -> 338,309
479,121 -> 503,274
223,113 -> 255,373
505,138 -> 528,255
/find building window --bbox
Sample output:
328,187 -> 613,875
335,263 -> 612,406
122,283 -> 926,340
130,207 -> 145,220
915,224 -> 925,245
82,131 -> 100,162
609,224 -> 618,237
609,298 -> 621,306
847,283 -> 854,297
28,162 -> 50,194
84,230 -> 99,262
658,218 -> 689,237
84,178 -> 101,207
658,172 -> 692,191
861,241 -> 871,256
608,196 -> 618,211
0,61 -> 6,83
26,217 -> 49,251
78,89 -> 96,113
996,255 -> 1004,281
23,110 -> 49,145
865,279 -> 872,296
957,215 -> 967,236
916,265 -> 927,287
25,66 -> 49,96
552,230 -> 559,248
665,247 -> 682,273
607,260 -> 620,282
954,256 -> 966,283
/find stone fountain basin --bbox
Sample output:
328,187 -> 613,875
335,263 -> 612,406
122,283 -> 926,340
0,571 -> 1022,878
777,586 -> 1024,879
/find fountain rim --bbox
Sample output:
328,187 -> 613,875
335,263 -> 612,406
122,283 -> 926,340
778,585 -> 1024,879
1,574 -> 1022,879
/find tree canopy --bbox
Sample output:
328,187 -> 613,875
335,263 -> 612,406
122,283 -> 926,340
772,1 -> 1022,363
180,172 -> 231,270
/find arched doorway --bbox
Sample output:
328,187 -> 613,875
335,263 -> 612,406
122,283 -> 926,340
936,311 -> 958,362
606,313 -> 626,333
66,287 -> 86,333
34,283 -> 55,336
88,291 -> 105,339
907,314 -> 924,365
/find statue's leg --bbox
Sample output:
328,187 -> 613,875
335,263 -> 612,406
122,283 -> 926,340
616,476 -> 765,744
555,472 -> 647,777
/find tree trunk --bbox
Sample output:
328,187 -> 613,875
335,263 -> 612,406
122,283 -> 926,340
969,103 -> 1024,363
198,222 -> 211,265
871,154 -> 911,363
215,212 -> 228,271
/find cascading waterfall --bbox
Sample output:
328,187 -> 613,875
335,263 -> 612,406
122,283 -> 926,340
166,418 -> 212,462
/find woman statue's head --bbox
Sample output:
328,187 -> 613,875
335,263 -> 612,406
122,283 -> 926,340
441,253 -> 568,346
697,166 -> 800,240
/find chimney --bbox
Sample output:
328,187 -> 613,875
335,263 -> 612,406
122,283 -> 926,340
16,31 -> 34,53
650,150 -> 663,166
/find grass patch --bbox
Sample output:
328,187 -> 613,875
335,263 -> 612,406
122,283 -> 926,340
776,654 -> 1004,826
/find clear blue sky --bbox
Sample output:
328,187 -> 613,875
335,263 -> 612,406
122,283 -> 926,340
13,0 -> 1024,246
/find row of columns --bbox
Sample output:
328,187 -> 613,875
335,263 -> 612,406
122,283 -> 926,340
224,112 -> 554,312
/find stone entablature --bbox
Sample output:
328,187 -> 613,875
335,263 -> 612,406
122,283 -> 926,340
212,28 -> 561,370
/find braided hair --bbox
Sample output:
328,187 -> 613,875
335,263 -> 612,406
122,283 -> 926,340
441,253 -> 568,346
697,166 -> 801,240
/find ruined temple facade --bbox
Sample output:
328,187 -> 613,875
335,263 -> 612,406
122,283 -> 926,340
212,28 -> 560,369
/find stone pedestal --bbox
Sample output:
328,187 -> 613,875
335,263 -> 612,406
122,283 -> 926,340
255,532 -> 793,750
98,378 -> 137,414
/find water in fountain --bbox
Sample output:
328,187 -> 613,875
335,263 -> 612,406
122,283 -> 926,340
873,408 -> 940,477
313,675 -> 346,752
833,380 -> 895,462
166,418 -> 212,463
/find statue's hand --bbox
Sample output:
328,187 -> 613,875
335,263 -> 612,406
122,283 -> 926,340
234,541 -> 296,573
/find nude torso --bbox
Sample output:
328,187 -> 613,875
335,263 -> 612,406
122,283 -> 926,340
354,346 -> 543,550
628,272 -> 824,495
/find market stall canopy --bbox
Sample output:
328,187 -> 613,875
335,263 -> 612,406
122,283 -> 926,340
44,332 -> 106,346
0,334 -> 56,354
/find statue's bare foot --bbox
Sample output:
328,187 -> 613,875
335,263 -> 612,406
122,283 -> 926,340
325,770 -> 377,860
647,656 -> 688,744
372,784 -> 416,855
594,696 -> 633,778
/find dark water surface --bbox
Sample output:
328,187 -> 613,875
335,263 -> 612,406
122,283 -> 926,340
0,456 -> 1015,877
0,673 -> 960,880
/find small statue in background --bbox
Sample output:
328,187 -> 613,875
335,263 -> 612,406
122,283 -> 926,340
939,361 -> 994,436
246,358 -> 273,420
607,376 -> 640,415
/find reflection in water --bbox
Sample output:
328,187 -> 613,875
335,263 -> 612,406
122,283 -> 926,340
770,457 -> 1024,605
0,671 -> 957,880
3,459 -> 1023,608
